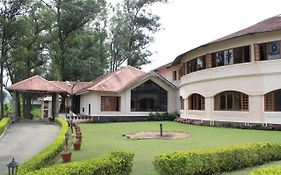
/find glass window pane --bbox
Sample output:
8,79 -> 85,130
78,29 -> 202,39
234,93 -> 241,110
268,42 -> 280,60
234,47 -> 243,63
243,46 -> 250,62
220,94 -> 226,110
227,93 -> 233,110
275,90 -> 281,111
224,49 -> 233,65
216,51 -> 224,66
259,43 -> 268,60
130,80 -> 167,112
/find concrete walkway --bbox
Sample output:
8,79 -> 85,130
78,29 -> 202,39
0,121 -> 60,174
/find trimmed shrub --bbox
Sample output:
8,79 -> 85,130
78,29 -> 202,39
25,151 -> 134,175
250,165 -> 281,175
0,117 -> 10,136
17,118 -> 68,175
154,142 -> 281,175
148,112 -> 179,121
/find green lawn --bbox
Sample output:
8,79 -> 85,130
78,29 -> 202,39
59,121 -> 281,175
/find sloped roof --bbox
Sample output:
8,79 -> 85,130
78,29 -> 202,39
79,66 -> 147,93
7,75 -> 66,93
173,14 -> 281,65
212,14 -> 281,43
154,62 -> 173,72
50,81 -> 92,94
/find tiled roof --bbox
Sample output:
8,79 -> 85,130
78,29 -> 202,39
211,14 -> 281,43
154,62 -> 173,72
50,81 -> 92,94
7,66 -> 164,95
7,75 -> 66,93
173,14 -> 281,65
84,66 -> 147,93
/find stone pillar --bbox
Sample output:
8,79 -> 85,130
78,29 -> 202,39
206,54 -> 212,68
51,93 -> 58,121
254,44 -> 260,61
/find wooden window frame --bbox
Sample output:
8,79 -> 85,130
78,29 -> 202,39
264,90 -> 281,112
101,96 -> 121,112
188,94 -> 205,111
214,91 -> 248,111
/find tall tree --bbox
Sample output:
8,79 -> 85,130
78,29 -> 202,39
6,1 -> 52,83
108,0 -> 167,71
0,0 -> 29,119
43,0 -> 106,81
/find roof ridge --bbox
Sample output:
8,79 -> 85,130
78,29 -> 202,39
89,67 -> 132,89
8,75 -> 39,88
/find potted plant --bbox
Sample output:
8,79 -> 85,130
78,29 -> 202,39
73,139 -> 81,150
76,134 -> 82,142
61,131 -> 72,163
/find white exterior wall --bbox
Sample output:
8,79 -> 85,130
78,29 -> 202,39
156,64 -> 180,87
179,31 -> 281,124
79,77 -> 177,117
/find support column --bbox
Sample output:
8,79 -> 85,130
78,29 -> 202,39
51,93 -> 58,121
15,92 -> 21,119
253,44 -> 259,61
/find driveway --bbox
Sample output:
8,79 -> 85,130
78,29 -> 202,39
0,121 -> 60,174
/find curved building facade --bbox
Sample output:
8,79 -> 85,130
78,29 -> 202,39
173,15 -> 281,124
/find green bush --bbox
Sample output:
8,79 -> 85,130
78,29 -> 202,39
154,142 -> 281,175
25,151 -> 134,175
250,165 -> 281,175
17,118 -> 68,175
0,117 -> 10,135
148,112 -> 179,121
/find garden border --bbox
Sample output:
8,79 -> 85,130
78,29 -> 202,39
0,117 -> 11,140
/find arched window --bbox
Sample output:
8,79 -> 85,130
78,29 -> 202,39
188,94 -> 205,110
265,89 -> 281,111
131,80 -> 167,112
214,91 -> 248,111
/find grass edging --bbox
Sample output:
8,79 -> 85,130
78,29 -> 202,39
154,142 -> 281,175
0,117 -> 10,138
17,118 -> 68,175
250,165 -> 281,175
24,151 -> 134,175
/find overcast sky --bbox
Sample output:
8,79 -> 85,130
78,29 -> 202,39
140,0 -> 281,71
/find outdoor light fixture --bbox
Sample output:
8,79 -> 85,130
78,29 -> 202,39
7,158 -> 19,175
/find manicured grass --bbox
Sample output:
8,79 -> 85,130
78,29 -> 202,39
222,160 -> 281,175
58,121 -> 281,175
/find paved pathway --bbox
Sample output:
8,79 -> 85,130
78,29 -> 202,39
0,121 -> 60,174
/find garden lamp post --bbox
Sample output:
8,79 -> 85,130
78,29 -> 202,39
7,158 -> 18,175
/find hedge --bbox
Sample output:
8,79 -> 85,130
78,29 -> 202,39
17,118 -> 68,175
0,117 -> 10,136
154,142 -> 281,175
25,151 -> 134,175
250,165 -> 281,175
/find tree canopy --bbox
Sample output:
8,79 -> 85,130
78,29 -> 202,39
0,0 -> 167,118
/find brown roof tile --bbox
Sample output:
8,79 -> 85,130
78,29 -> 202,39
84,66 -> 147,93
7,75 -> 66,93
212,14 -> 281,43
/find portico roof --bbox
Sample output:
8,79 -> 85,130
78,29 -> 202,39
7,75 -> 66,93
